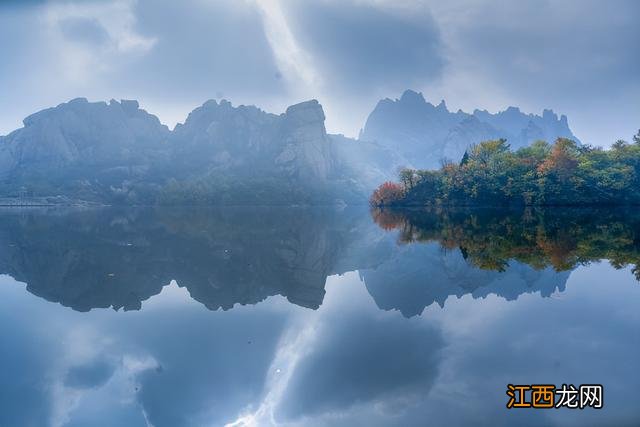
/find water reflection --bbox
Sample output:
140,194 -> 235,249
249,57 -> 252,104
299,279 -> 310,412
371,207 -> 640,277
0,207 -> 639,426
0,207 -> 388,312
0,207 -> 598,315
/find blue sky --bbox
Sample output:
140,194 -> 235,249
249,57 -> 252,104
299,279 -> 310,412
0,0 -> 638,145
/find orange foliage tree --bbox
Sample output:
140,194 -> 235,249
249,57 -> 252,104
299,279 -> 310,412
537,138 -> 579,180
369,181 -> 405,206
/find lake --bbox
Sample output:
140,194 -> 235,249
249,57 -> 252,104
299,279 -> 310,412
0,206 -> 638,426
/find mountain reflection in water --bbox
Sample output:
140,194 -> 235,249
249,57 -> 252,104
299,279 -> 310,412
1,207 -> 640,427
2,206 -> 635,315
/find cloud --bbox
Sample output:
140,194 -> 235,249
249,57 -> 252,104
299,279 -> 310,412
270,275 -> 445,423
276,0 -> 446,135
281,0 -> 445,93
46,0 -> 156,54
64,359 -> 115,389
41,0 -> 157,84
275,315 -> 442,422
121,0 -> 285,103
419,0 -> 640,144
0,0 -> 637,143
131,305 -> 290,427
255,0 -> 321,94
58,17 -> 111,47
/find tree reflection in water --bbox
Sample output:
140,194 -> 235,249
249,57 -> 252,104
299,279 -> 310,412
371,207 -> 640,280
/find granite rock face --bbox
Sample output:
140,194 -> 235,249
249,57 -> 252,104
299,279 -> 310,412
0,92 -> 581,202
277,100 -> 331,182
360,89 -> 580,170
0,98 -> 170,179
0,98 -> 350,202
170,99 -> 334,182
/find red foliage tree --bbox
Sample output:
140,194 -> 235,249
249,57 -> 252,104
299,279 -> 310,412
369,181 -> 404,206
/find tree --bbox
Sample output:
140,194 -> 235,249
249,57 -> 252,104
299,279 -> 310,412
470,138 -> 510,166
369,181 -> 405,206
371,135 -> 640,207
398,168 -> 417,190
634,129 -> 640,145
460,150 -> 470,166
612,139 -> 628,150
538,138 -> 579,180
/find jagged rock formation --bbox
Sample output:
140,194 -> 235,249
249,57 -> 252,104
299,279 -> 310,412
170,99 -> 332,183
0,98 -> 375,204
0,93 -> 581,203
0,98 -> 171,199
360,89 -> 580,169
0,98 -> 170,173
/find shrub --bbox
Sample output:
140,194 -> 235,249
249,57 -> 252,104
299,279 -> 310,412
369,181 -> 404,206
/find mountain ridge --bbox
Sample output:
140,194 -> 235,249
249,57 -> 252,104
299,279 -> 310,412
0,92 -> 580,204
360,89 -> 579,169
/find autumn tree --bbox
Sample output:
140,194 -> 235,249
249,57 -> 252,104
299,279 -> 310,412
369,181 -> 405,206
538,138 -> 579,180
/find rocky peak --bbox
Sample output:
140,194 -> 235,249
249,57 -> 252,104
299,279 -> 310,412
111,99 -> 140,115
560,114 -> 568,126
0,98 -> 170,179
542,108 -> 558,121
399,89 -> 426,105
277,100 -> 331,182
361,89 -> 581,170
504,106 -> 522,115
284,100 -> 325,125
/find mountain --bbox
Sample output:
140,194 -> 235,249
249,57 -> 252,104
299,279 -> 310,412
0,98 -> 171,198
169,99 -> 331,183
360,89 -> 580,170
0,98 -> 402,204
0,93 -> 580,204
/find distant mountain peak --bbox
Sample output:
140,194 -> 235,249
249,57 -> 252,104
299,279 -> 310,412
284,99 -> 324,122
542,108 -> 558,120
360,89 -> 580,170
399,89 -> 426,105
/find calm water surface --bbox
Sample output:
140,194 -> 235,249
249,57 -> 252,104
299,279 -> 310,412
0,207 -> 638,426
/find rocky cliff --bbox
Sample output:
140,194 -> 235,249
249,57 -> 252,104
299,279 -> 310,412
360,89 -> 580,170
0,98 -> 359,203
0,93 -> 581,203
170,99 -> 332,183
0,98 -> 170,179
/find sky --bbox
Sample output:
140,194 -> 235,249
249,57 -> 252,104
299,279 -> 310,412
0,0 -> 638,145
